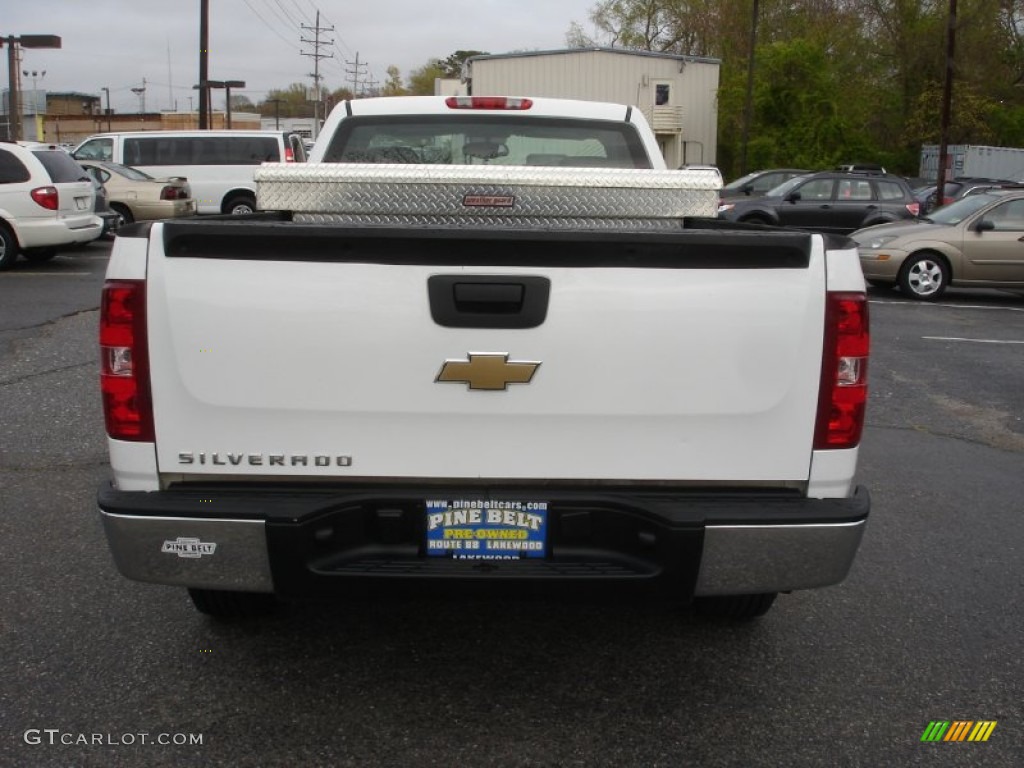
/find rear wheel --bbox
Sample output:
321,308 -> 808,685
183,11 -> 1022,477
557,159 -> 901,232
110,203 -> 134,228
224,195 -> 257,215
739,214 -> 773,226
188,588 -> 279,619
0,223 -> 20,270
898,252 -> 949,300
693,593 -> 777,620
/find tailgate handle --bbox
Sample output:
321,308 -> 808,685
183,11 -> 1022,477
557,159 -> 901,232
428,275 -> 550,329
454,282 -> 524,312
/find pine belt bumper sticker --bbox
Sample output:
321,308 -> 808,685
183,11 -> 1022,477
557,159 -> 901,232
425,500 -> 548,559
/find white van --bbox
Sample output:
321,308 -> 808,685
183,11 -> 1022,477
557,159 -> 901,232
72,130 -> 306,214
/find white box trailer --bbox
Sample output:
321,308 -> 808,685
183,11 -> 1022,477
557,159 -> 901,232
920,144 -> 1024,182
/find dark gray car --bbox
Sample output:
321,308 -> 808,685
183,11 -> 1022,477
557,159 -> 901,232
718,170 -> 920,235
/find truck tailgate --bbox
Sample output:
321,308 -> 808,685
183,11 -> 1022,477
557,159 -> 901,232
146,219 -> 825,484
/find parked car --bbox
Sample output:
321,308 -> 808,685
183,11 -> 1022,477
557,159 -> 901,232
835,163 -> 887,173
72,130 -> 307,214
718,170 -> 920,235
720,168 -> 810,197
678,163 -> 724,184
77,160 -> 195,227
0,140 -> 102,270
921,177 -> 1021,213
17,140 -> 117,237
90,173 -> 120,238
852,189 -> 1024,299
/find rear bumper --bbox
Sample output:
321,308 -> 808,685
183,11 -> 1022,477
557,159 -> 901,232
98,484 -> 870,600
16,215 -> 103,248
129,199 -> 196,221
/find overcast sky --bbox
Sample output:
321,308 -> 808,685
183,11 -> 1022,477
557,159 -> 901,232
4,0 -> 599,114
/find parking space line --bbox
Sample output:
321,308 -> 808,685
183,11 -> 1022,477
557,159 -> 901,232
923,336 -> 1024,344
870,299 -> 1024,312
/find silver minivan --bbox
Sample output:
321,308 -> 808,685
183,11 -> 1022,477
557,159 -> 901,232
72,130 -> 306,215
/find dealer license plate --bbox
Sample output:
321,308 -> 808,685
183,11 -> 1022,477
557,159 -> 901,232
425,499 -> 548,559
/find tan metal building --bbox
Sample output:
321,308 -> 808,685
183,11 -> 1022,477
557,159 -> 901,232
34,110 -> 261,146
465,48 -> 720,169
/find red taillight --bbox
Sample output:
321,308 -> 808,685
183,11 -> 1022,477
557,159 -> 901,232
445,96 -> 533,110
159,185 -> 188,199
100,280 -> 154,442
906,201 -> 920,216
31,186 -> 59,210
284,147 -> 295,162
814,292 -> 869,450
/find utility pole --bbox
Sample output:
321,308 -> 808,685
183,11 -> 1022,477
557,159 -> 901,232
131,78 -> 147,113
198,0 -> 210,129
346,52 -> 368,97
301,11 -> 334,139
740,0 -> 759,176
935,0 -> 957,207
267,97 -> 283,129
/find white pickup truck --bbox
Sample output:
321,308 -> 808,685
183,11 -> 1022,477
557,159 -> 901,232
97,96 -> 870,620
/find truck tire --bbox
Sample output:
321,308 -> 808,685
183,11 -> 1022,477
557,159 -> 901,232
0,223 -> 20,270
693,592 -> 777,620
224,195 -> 257,215
187,588 -> 278,619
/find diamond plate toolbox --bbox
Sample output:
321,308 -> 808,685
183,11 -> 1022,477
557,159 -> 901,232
255,163 -> 721,229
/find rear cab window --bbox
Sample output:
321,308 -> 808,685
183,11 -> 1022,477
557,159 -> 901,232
322,116 -> 653,168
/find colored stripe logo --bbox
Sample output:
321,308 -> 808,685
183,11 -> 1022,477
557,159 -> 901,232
921,721 -> 997,742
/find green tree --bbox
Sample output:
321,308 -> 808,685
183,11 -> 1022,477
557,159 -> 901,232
440,50 -> 488,78
258,83 -> 312,118
229,94 -> 256,112
382,65 -> 406,96
407,59 -> 446,96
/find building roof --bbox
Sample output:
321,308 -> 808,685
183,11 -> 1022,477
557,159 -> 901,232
468,47 -> 721,67
46,92 -> 101,100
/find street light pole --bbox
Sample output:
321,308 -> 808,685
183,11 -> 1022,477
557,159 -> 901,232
101,86 -> 111,131
2,33 -> 60,141
223,80 -> 245,129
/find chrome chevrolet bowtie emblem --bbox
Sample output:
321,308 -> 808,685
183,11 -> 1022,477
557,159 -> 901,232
436,353 -> 541,391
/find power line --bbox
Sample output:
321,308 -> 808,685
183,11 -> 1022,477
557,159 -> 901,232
272,0 -> 303,29
255,0 -> 301,34
239,0 -> 302,50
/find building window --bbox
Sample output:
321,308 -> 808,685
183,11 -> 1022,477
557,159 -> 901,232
655,84 -> 671,106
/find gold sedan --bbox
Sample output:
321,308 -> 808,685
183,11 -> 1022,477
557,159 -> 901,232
77,160 -> 196,227
852,190 -> 1024,300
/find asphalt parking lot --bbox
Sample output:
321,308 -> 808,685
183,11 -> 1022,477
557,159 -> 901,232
1,240 -> 1021,767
